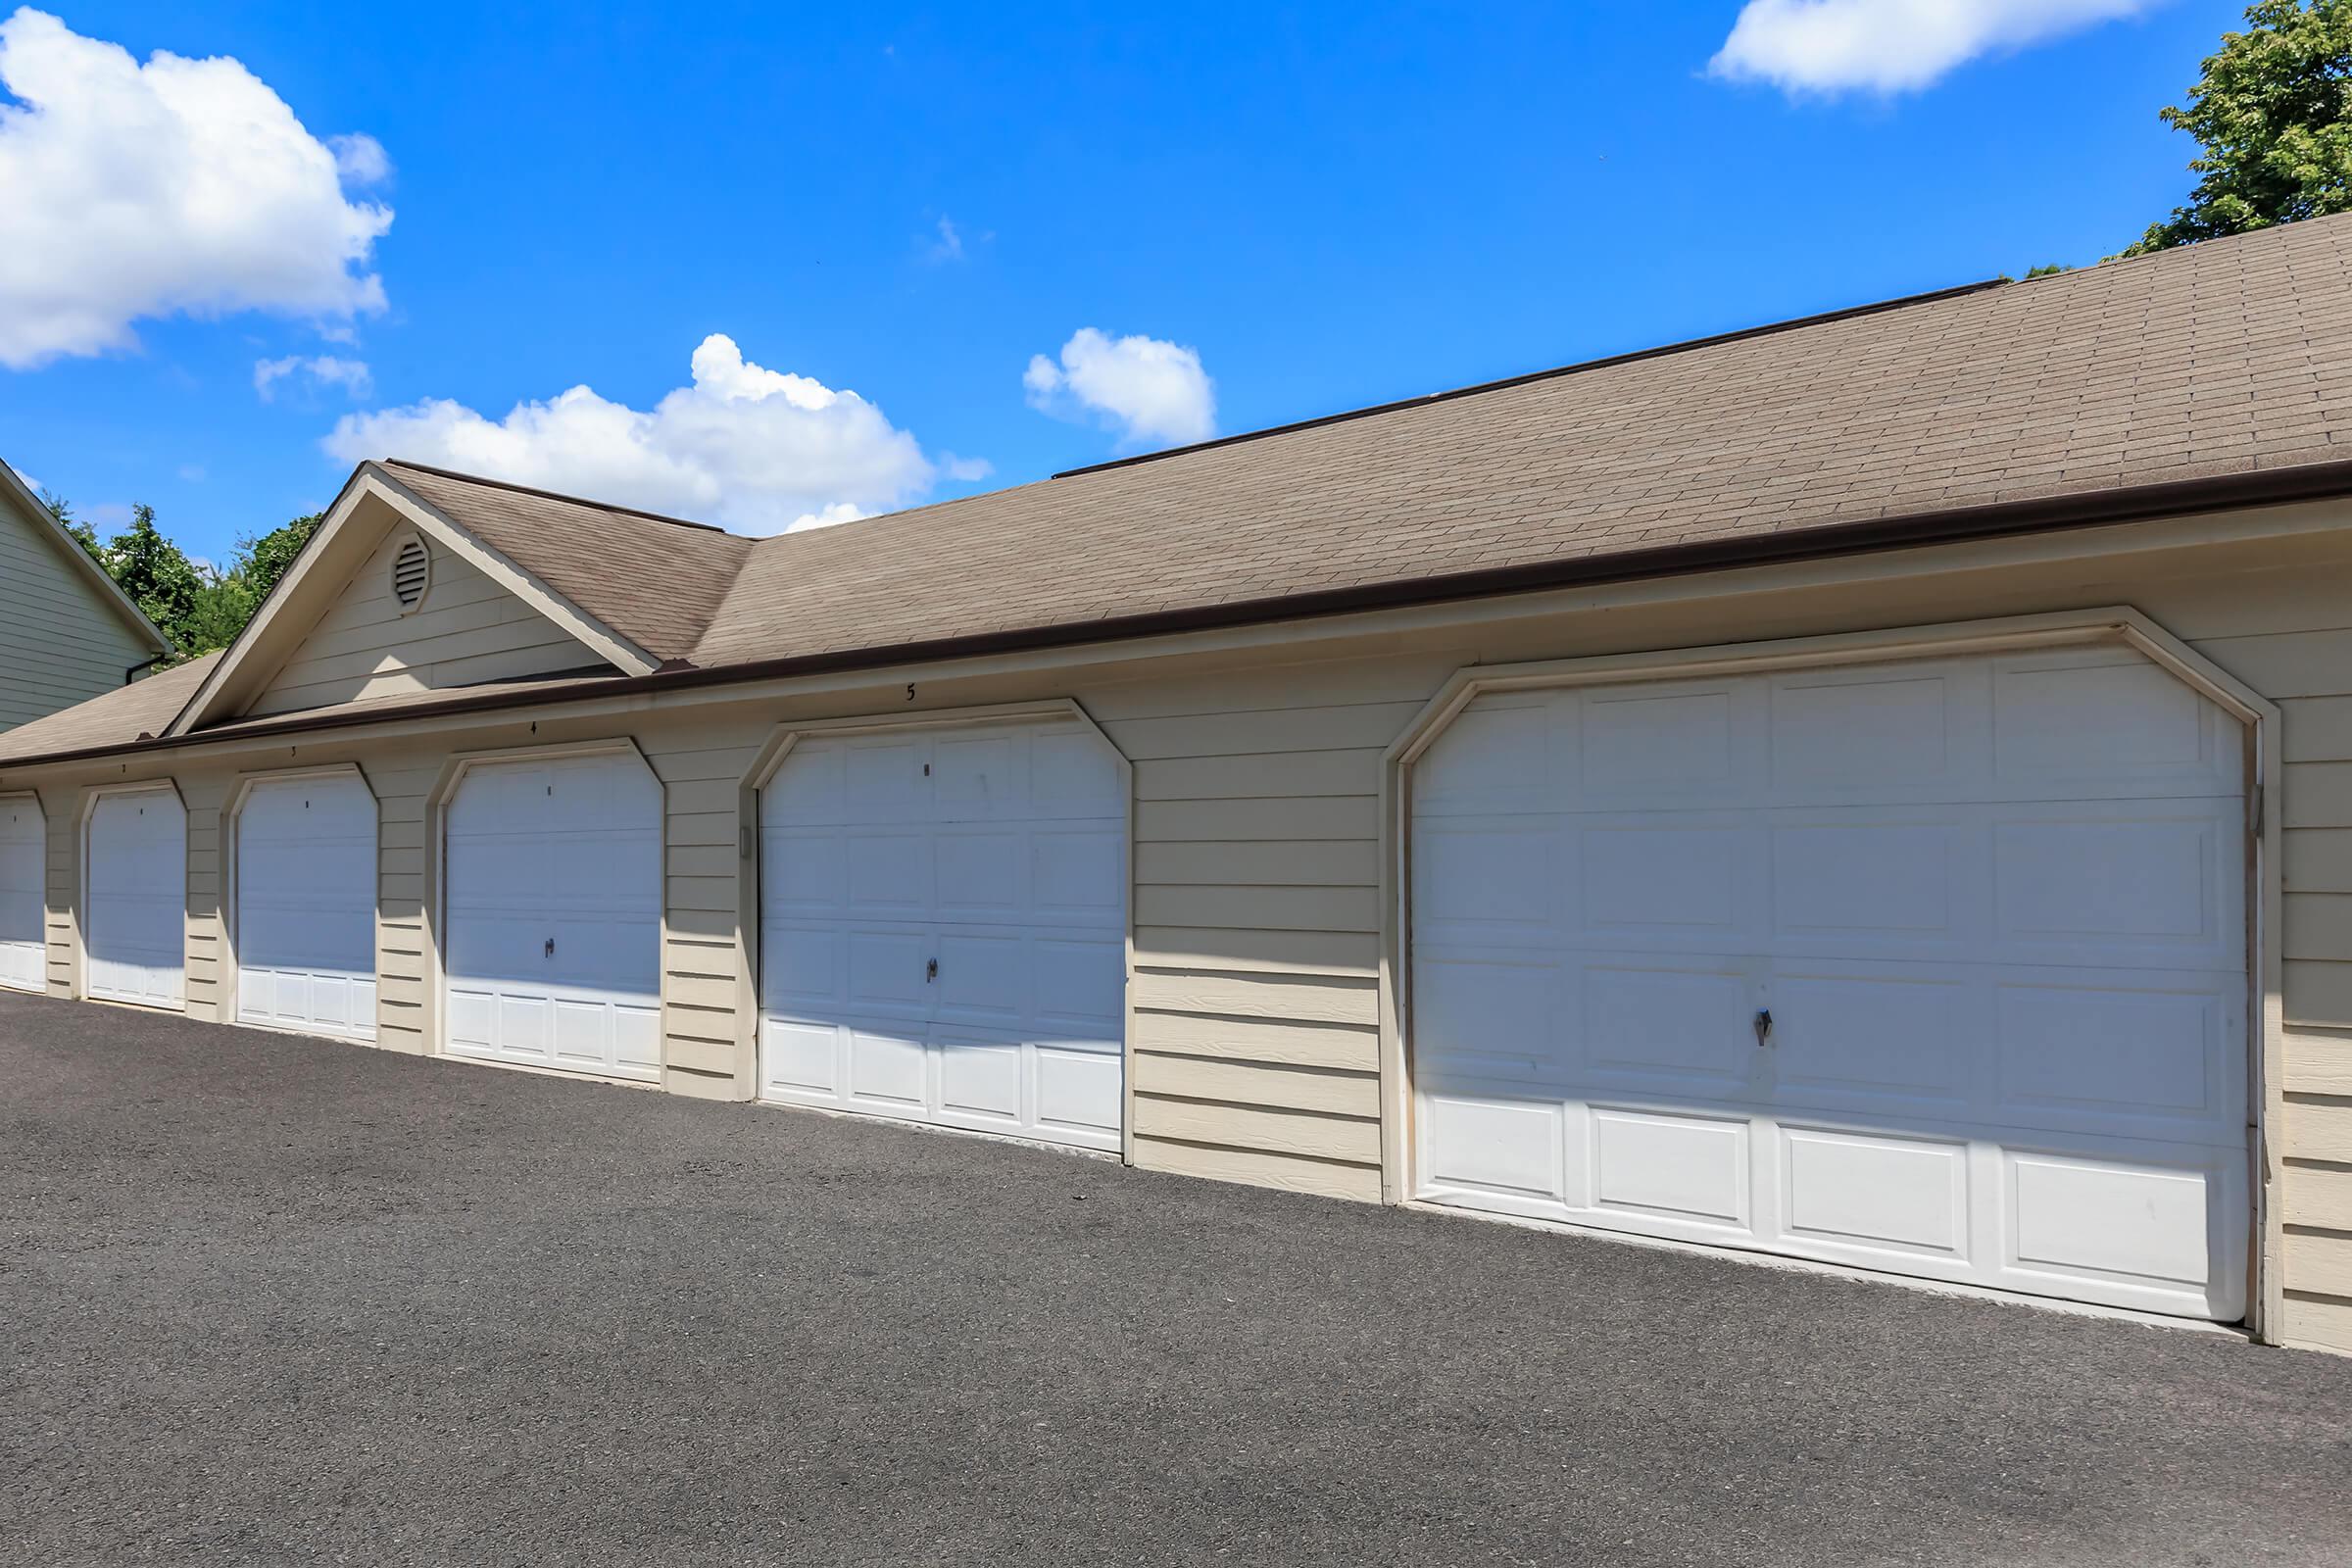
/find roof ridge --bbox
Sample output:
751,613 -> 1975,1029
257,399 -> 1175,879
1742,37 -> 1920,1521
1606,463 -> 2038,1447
378,459 -> 743,537
1051,277 -> 2014,480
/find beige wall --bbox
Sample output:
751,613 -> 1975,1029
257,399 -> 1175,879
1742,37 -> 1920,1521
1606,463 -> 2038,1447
0,492 -> 157,731
247,530 -> 606,717
9,506 -> 2352,1353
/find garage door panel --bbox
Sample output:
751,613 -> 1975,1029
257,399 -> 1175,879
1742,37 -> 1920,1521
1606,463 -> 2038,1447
1,798 -> 47,993
1582,822 -> 1745,935
86,790 -> 186,1009
1032,934 -> 1125,1026
1580,685 -> 1742,800
1992,977 -> 2240,1135
759,718 -> 1127,1150
443,754 -> 662,1082
2006,1151 -> 2222,1295
1589,1106 -> 1750,1229
1777,1125 -> 1970,1259
1583,959 -> 1755,1094
233,774 -> 378,1040
1992,654 -> 2230,787
1767,969 -> 1975,1111
1030,825 -> 1124,921
1033,1044 -> 1121,1146
1413,648 -> 2253,1321
1414,952 -> 1562,1083
765,828 -> 846,909
1768,667 -> 1970,790
1417,819 -> 1554,930
1421,1095 -> 1567,1204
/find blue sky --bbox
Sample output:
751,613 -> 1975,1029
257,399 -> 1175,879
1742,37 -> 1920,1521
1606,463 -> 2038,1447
0,1 -> 2256,561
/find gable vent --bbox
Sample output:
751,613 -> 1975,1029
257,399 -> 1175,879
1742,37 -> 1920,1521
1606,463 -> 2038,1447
390,536 -> 431,612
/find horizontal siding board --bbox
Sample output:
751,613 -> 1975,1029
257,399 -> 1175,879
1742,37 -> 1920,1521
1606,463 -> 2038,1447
2282,696 -> 2352,763
1102,703 -> 1422,760
2286,961 -> 2352,1030
1132,1135 -> 1383,1201
1135,751 -> 1382,802
2285,1031 -> 2352,1095
2284,1161 -> 2352,1230
668,810 -> 740,848
2284,830 -> 2352,893
1135,884 -> 1379,934
1137,797 -> 1378,842
2285,1095 -> 2352,1164
1133,1009 -> 1381,1071
2281,1291 -> 2352,1354
2284,763 -> 2352,829
1133,1096 -> 1381,1163
2196,627 -> 2352,700
1135,840 -> 1379,886
1081,656 -> 1455,720
1133,926 -> 1379,976
2284,894 -> 2352,960
1134,1052 -> 1380,1117
2284,1228 -> 2352,1299
1131,968 -> 1380,1025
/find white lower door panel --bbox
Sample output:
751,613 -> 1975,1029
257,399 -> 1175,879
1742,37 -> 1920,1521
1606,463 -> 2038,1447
758,719 -> 1127,1152
443,753 -> 662,1081
84,787 -> 185,1009
0,797 -> 43,993
235,774 -> 378,1040
1411,648 -> 2253,1321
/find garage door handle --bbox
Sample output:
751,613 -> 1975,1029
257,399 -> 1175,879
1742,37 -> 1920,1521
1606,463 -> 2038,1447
926,957 -> 938,983
545,938 -> 557,958
1753,1008 -> 1773,1048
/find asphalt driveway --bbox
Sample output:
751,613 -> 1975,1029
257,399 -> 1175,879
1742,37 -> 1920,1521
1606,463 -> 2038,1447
3,992 -> 2348,1567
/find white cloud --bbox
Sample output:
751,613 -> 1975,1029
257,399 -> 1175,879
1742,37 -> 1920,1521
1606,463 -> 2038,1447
1024,327 -> 1215,449
325,333 -> 950,535
255,353 -> 372,401
1708,0 -> 2155,94
926,216 -> 965,263
0,8 -> 392,368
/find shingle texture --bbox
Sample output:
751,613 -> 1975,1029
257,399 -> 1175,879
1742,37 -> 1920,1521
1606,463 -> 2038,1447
377,462 -> 752,662
0,653 -> 219,763
9,215 -> 2352,766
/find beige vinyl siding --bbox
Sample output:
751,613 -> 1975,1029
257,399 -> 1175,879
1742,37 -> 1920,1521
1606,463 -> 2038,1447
17,512 -> 2352,1348
247,532 -> 608,717
1093,654 -> 1460,1202
0,493 -> 157,730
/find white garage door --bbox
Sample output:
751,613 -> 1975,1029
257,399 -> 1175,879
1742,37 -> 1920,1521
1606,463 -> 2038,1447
84,786 -> 186,1009
1411,646 -> 2251,1321
0,796 -> 44,993
759,718 -> 1127,1152
235,774 -> 377,1040
443,753 -> 662,1081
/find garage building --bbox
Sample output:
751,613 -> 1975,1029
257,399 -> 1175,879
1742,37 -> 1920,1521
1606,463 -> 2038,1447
4,218 -> 2352,1351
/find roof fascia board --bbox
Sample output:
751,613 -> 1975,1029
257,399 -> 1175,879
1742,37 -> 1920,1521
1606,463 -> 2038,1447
0,456 -> 173,655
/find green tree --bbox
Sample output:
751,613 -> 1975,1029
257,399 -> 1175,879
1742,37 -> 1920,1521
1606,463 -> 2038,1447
238,512 -> 322,605
2125,0 -> 2352,256
103,505 -> 203,640
39,493 -> 329,659
37,487 -> 103,562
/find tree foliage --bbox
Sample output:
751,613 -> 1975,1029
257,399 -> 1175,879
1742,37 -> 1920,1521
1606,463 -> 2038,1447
2126,0 -> 2352,256
42,497 -> 324,662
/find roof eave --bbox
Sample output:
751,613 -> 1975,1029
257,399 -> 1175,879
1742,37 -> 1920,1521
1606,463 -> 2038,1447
7,454 -> 2352,774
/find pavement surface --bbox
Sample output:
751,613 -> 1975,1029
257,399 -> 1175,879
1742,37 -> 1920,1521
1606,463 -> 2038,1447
3,989 -> 2349,1567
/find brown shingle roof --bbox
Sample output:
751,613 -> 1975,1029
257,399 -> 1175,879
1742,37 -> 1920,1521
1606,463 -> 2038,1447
688,214 -> 2352,667
0,652 -> 219,761
374,460 -> 753,662
10,214 -> 2352,768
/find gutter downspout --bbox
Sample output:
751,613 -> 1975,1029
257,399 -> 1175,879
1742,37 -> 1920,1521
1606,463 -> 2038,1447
123,652 -> 171,685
